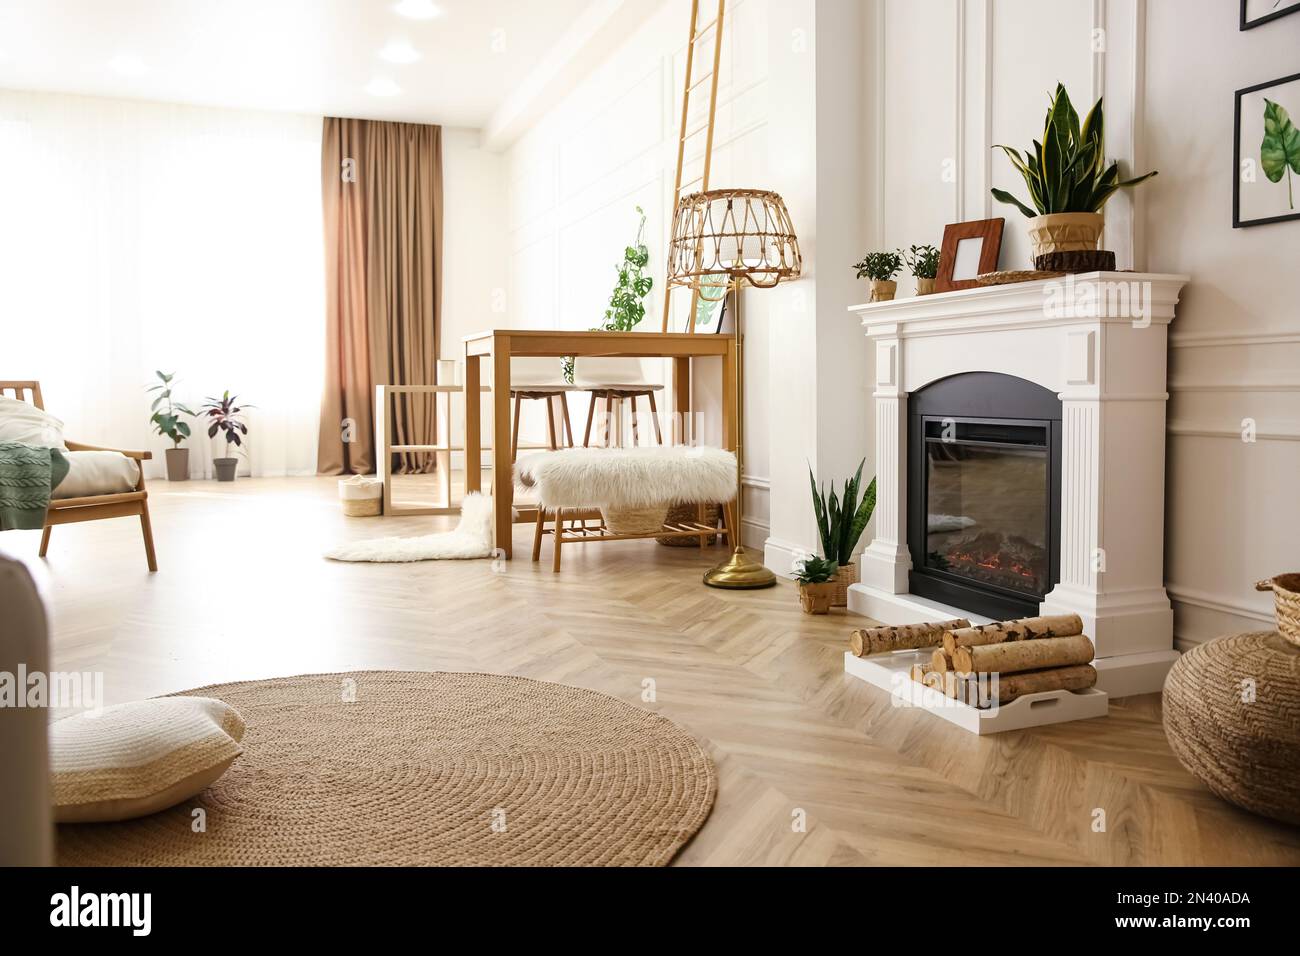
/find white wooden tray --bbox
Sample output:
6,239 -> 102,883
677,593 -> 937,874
843,650 -> 1109,735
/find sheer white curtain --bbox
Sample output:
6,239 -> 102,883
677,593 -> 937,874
0,90 -> 324,478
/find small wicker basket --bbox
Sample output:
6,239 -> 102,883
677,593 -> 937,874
338,476 -> 383,518
1256,574 -> 1300,648
600,505 -> 668,536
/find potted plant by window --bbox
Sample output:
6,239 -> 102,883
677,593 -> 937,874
992,83 -> 1157,261
794,554 -> 839,615
201,391 -> 249,482
853,251 -> 903,302
810,459 -> 877,606
147,370 -> 196,481
902,244 -> 940,295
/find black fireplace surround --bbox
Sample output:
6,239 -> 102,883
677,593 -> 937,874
907,372 -> 1062,620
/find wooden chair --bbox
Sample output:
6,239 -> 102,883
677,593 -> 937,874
0,381 -> 157,572
582,384 -> 665,448
510,385 -> 576,462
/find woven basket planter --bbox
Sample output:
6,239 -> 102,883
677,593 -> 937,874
831,562 -> 858,607
657,502 -> 720,547
1163,631 -> 1300,824
1256,574 -> 1300,647
601,505 -> 668,536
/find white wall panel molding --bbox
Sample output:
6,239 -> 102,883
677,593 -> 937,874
1170,330 -> 1300,349
1168,422 -> 1300,442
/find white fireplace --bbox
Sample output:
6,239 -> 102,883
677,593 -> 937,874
848,272 -> 1189,699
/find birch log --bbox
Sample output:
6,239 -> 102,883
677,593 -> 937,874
941,614 -> 1083,656
849,618 -> 971,658
953,633 -> 1094,675
992,665 -> 1098,703
931,650 -> 953,674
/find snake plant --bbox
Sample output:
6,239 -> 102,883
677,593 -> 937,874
992,83 -> 1157,217
809,458 -> 877,566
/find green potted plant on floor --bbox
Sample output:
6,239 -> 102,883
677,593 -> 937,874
902,244 -> 940,296
201,390 -> 249,482
853,251 -> 902,302
794,553 -> 839,615
810,459 -> 877,607
992,83 -> 1157,263
147,370 -> 197,481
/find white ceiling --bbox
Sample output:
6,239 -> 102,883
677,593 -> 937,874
0,0 -> 597,128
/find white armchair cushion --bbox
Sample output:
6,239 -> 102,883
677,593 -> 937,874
0,396 -> 65,448
53,451 -> 140,499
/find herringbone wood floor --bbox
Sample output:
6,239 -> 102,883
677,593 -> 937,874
10,477 -> 1299,865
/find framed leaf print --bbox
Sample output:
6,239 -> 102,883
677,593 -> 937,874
1240,0 -> 1300,30
1234,72 -> 1300,228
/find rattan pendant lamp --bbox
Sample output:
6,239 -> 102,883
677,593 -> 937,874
665,188 -> 802,589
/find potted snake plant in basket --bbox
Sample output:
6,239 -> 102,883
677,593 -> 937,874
991,83 -> 1157,263
794,554 -> 839,615
201,390 -> 250,482
810,459 -> 877,607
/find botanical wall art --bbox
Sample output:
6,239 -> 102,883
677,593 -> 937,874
1240,0 -> 1300,30
1234,71 -> 1300,228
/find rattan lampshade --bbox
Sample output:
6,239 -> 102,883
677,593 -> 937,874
666,188 -> 802,289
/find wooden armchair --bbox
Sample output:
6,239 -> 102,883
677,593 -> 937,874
0,381 -> 157,572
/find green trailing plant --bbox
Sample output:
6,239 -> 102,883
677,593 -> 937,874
901,244 -> 941,279
853,251 -> 902,282
146,370 -> 196,448
809,459 -> 877,566
794,554 -> 838,585
991,83 -> 1158,217
1262,98 -> 1299,211
562,206 -> 655,384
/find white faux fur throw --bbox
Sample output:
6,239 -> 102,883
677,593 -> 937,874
515,446 -> 737,509
325,492 -> 494,563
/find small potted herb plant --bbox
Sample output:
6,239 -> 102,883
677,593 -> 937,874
992,83 -> 1157,261
147,370 -> 196,481
902,244 -> 941,296
794,554 -> 839,615
201,390 -> 249,482
853,251 -> 903,302
810,459 -> 877,606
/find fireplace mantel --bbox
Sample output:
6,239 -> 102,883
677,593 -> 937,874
849,272 -> 1190,698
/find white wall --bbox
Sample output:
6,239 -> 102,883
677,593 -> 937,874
502,0 -> 775,547
866,0 -> 1300,646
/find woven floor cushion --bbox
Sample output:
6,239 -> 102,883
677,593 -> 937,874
515,446 -> 736,510
1163,630 -> 1300,825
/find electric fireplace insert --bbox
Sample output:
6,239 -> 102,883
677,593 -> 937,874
907,373 -> 1062,620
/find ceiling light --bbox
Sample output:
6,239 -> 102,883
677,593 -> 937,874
365,77 -> 402,97
379,40 -> 421,64
108,54 -> 148,76
394,0 -> 441,20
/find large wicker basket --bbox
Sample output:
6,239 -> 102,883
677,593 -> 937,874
1256,574 -> 1300,648
657,502 -> 720,547
600,506 -> 668,536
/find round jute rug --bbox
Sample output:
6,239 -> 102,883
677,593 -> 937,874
57,671 -> 717,867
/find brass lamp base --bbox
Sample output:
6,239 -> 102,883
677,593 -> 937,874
703,547 -> 777,589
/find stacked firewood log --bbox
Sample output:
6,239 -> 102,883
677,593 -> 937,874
850,614 -> 1098,706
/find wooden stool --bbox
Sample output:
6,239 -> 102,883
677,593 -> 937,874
582,384 -> 665,448
510,386 -> 576,462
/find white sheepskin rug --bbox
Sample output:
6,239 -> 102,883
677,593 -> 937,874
515,445 -> 737,510
325,492 -> 495,563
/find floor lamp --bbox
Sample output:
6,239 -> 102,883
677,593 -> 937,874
665,188 -> 802,589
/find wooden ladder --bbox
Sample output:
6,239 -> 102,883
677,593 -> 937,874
661,0 -> 727,333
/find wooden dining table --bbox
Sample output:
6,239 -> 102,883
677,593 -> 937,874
463,328 -> 738,558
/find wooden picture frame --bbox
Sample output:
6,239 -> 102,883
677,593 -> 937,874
935,218 -> 1005,292
1233,71 -> 1300,228
1241,0 -> 1300,30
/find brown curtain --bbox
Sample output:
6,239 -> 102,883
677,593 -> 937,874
318,117 -> 443,475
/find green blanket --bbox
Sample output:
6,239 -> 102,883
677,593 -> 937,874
0,441 -> 70,531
